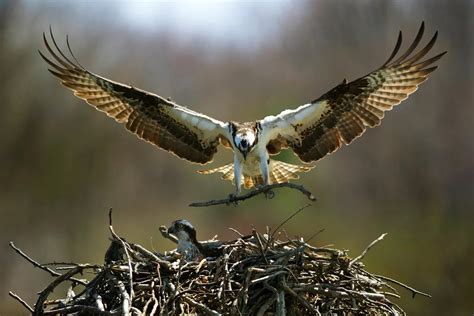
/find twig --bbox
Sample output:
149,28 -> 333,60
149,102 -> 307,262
189,182 -> 316,207
251,271 -> 288,285
256,295 -> 277,316
183,296 -> 221,316
265,204 -> 311,252
129,243 -> 172,269
228,227 -> 244,238
374,274 -> 431,298
117,281 -> 131,316
42,305 -> 116,315
108,209 -> 133,315
9,241 -> 87,286
349,233 -> 387,268
276,288 -> 286,316
305,228 -> 325,244
8,291 -> 34,313
271,204 -> 311,240
150,280 -> 159,316
34,264 -> 94,315
281,281 -> 318,315
252,228 -> 269,265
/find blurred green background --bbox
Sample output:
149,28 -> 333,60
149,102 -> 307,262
1,0 -> 473,314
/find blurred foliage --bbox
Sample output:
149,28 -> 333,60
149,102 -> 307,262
0,0 -> 473,314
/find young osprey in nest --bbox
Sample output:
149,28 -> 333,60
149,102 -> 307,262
40,23 -> 445,194
167,219 -> 225,261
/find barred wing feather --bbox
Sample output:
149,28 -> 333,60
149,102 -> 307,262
261,22 -> 446,163
39,29 -> 230,164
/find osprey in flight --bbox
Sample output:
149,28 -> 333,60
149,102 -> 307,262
40,23 -> 445,194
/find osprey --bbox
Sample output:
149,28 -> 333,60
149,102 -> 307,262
167,220 -> 204,261
167,219 -> 248,261
40,23 -> 445,195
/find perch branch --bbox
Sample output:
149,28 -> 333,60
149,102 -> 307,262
189,182 -> 316,207
349,233 -> 387,268
8,291 -> 34,313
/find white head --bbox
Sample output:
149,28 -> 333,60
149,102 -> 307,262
230,122 -> 260,160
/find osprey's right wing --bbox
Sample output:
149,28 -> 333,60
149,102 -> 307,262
261,22 -> 445,163
40,29 -> 231,164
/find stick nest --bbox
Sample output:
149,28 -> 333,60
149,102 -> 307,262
9,218 -> 429,315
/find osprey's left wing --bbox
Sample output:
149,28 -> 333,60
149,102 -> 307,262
40,30 -> 230,164
261,22 -> 446,163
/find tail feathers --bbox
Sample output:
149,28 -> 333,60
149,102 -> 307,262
197,163 -> 234,181
269,160 -> 314,184
198,160 -> 314,189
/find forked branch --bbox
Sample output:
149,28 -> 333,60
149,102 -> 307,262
189,182 -> 316,207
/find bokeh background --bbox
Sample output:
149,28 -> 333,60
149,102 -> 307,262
1,0 -> 473,314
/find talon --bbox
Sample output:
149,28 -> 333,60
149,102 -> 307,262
228,193 -> 239,205
265,190 -> 275,199
228,193 -> 236,200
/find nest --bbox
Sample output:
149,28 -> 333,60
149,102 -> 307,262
9,214 -> 429,315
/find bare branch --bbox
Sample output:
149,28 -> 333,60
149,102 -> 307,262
8,291 -> 34,313
189,182 -> 316,207
34,264 -> 94,315
265,204 -> 311,252
374,274 -> 432,298
349,233 -> 387,268
42,305 -> 116,315
108,213 -> 133,316
9,241 -> 88,286
282,281 -> 319,315
183,296 -> 221,316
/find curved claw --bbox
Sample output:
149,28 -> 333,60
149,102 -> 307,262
264,189 -> 275,199
226,193 -> 239,206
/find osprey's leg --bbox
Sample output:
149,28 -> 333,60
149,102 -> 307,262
233,155 -> 243,196
259,152 -> 270,186
258,152 -> 274,198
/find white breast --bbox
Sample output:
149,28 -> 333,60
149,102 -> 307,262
238,142 -> 268,176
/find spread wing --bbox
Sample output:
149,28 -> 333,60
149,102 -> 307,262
39,29 -> 231,164
261,22 -> 446,163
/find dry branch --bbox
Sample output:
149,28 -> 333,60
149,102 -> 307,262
189,182 -> 316,207
349,233 -> 387,268
8,291 -> 33,313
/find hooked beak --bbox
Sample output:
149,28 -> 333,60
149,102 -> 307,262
242,151 -> 248,160
167,226 -> 176,235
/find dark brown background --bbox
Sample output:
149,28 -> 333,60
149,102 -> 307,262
1,1 -> 472,314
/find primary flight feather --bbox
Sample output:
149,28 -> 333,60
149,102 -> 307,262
40,23 -> 445,194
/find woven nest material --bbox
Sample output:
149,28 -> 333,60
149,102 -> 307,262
9,220 -> 429,315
